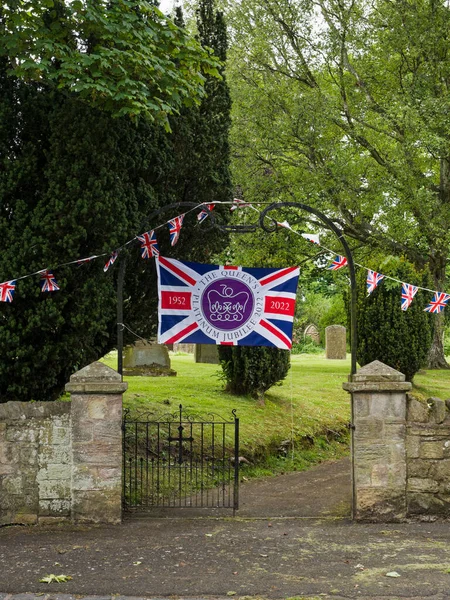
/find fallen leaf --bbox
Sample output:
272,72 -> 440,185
260,554 -> 268,558
226,592 -> 236,596
39,574 -> 72,584
205,533 -> 213,537
133,561 -> 142,566
386,571 -> 401,578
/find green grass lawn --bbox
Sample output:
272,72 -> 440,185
102,351 -> 450,477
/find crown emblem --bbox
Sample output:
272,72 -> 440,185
206,284 -> 250,323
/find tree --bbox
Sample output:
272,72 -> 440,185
225,0 -> 450,368
356,258 -> 433,381
218,345 -> 290,402
0,0 -> 232,402
0,0 -> 220,128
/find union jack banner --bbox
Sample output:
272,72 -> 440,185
40,271 -> 60,292
156,257 -> 300,349
424,292 -> 450,314
301,232 -> 320,245
230,198 -> 253,212
401,282 -> 418,311
367,270 -> 385,295
0,280 -> 16,303
77,255 -> 98,266
137,230 -> 159,259
168,215 -> 185,246
328,255 -> 348,270
104,251 -> 118,272
197,204 -> 215,223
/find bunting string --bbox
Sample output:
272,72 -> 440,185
0,198 -> 449,314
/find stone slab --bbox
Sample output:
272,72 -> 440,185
325,325 -> 346,359
123,341 -> 170,369
194,344 -> 219,364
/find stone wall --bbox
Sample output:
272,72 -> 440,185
344,360 -> 450,522
406,396 -> 450,517
0,362 -> 126,525
0,402 -> 71,525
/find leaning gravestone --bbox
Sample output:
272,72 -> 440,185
195,344 -> 220,364
304,324 -> 320,345
123,340 -> 176,376
325,325 -> 347,359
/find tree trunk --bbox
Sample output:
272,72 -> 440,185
426,251 -> 449,369
427,311 -> 449,369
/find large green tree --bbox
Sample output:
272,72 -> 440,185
226,0 -> 450,368
0,0 -> 232,402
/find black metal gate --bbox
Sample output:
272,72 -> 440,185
122,404 -> 239,513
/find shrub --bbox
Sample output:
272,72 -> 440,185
356,258 -> 433,381
218,346 -> 290,402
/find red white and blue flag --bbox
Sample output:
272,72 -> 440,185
0,280 -> 16,303
40,271 -> 60,292
328,255 -> 348,270
230,198 -> 253,212
197,204 -> 215,223
137,230 -> 159,259
156,257 -> 300,350
366,270 -> 384,295
401,282 -> 418,311
104,251 -> 118,272
424,292 -> 450,314
168,215 -> 185,246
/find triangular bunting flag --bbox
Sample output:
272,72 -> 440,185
197,204 -> 215,223
327,255 -> 348,270
0,280 -> 16,303
367,270 -> 385,295
168,215 -> 185,246
230,198 -> 253,212
424,292 -> 450,314
137,230 -> 159,258
401,283 -> 418,311
40,270 -> 60,292
301,232 -> 320,245
104,251 -> 119,272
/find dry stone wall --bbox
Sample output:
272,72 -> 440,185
0,362 -> 126,525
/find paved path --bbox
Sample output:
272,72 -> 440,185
2,459 -> 450,599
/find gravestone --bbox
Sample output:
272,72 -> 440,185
123,340 -> 176,376
325,325 -> 346,359
304,324 -> 320,344
195,344 -> 220,364
173,343 -> 195,354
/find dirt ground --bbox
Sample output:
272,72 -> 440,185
2,458 -> 450,599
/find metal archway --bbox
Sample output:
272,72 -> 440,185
258,201 -> 357,377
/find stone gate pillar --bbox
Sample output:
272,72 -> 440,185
343,360 -> 412,521
65,362 -> 127,524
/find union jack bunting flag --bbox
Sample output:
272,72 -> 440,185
137,230 -> 159,259
104,251 -> 118,272
366,270 -> 384,295
197,204 -> 215,223
230,198 -> 253,212
327,255 -> 348,270
156,257 -> 300,350
301,232 -> 320,245
424,292 -> 450,314
77,255 -> 97,266
401,282 -> 418,311
0,280 -> 16,303
168,215 -> 185,246
40,271 -> 60,292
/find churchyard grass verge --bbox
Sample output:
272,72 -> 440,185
102,352 -> 449,477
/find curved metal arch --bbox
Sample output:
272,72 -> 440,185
258,201 -> 357,377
